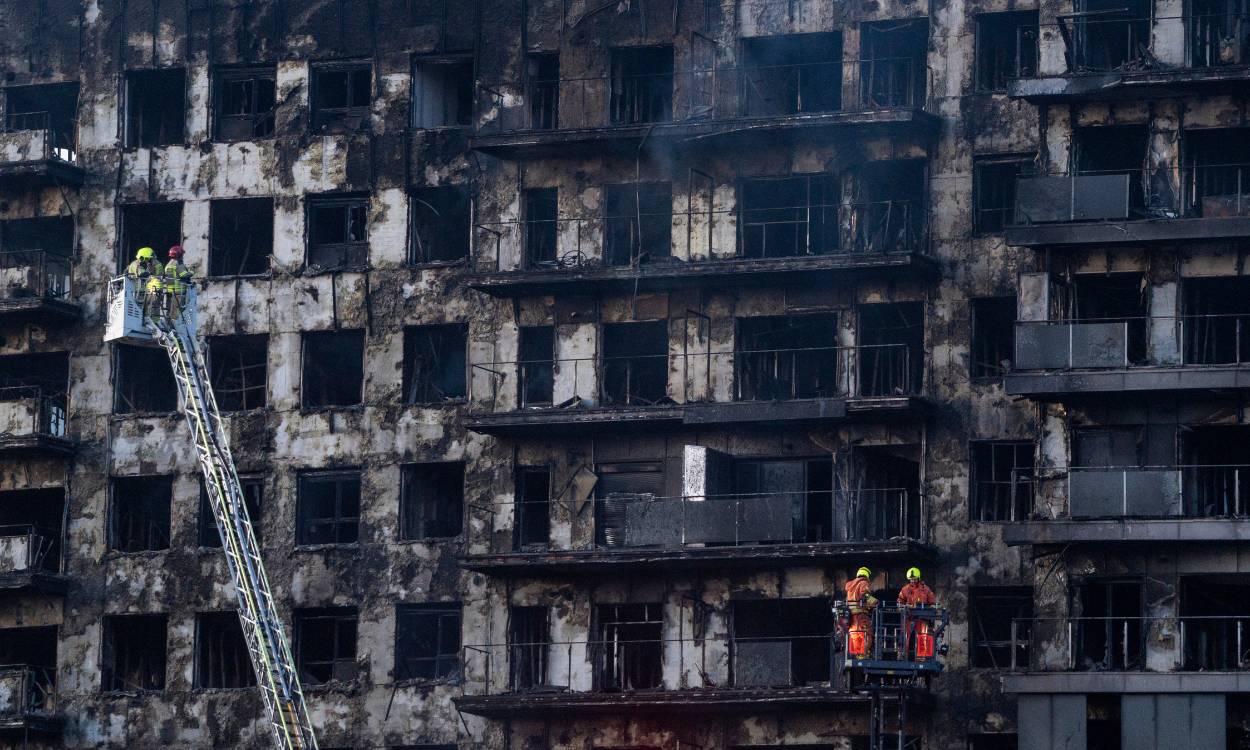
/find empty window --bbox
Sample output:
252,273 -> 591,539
114,344 -> 178,414
208,334 -> 268,412
740,174 -> 839,258
1182,127 -> 1250,218
1074,125 -> 1150,213
733,598 -> 833,686
527,53 -> 559,129
514,467 -> 550,550
736,314 -> 839,401
3,82 -> 78,159
851,159 -> 926,252
125,69 -> 186,148
596,603 -> 662,690
295,607 -> 358,684
509,605 -> 549,689
395,603 -> 461,680
523,188 -> 559,268
1072,579 -> 1143,671
859,20 -> 927,108
1065,0 -> 1150,72
969,587 -> 1032,669
102,614 -> 167,691
971,441 -> 1034,522
0,488 -> 65,573
410,186 -> 471,264
1063,272 -> 1149,363
307,195 -> 368,269
195,612 -> 256,689
601,321 -> 668,406
971,296 -> 1016,378
0,627 -> 57,702
976,12 -> 1039,92
215,66 -> 276,141
119,202 -> 183,272
412,57 -> 473,129
974,158 -> 1027,234
740,32 -> 842,116
1191,0 -> 1250,67
199,476 -> 263,548
110,475 -> 172,553
297,470 -> 361,546
311,64 -> 371,132
402,325 -> 467,404
603,183 -> 672,266
518,326 -> 554,407
1183,276 -> 1250,366
857,302 -> 924,396
610,47 -> 673,125
400,463 -> 464,540
0,352 -> 69,435
0,218 -> 73,301
302,330 -> 365,408
209,198 -> 273,276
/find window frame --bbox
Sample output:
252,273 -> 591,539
300,329 -> 366,409
402,324 -> 468,405
411,54 -> 475,129
193,611 -> 257,689
408,185 -> 472,266
974,11 -> 1040,93
305,194 -> 370,270
310,62 -> 373,131
294,606 -> 359,685
213,65 -> 277,142
295,469 -> 362,546
973,155 -> 1031,235
124,68 -> 187,149
399,462 -> 466,541
970,295 -> 1017,380
969,440 -> 1035,522
108,474 -> 173,553
394,603 -> 462,682
198,474 -> 265,548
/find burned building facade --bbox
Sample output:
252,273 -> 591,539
1,0 -> 1249,748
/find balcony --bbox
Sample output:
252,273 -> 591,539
1008,12 -> 1250,103
466,200 -> 935,298
464,344 -> 927,437
470,59 -> 937,159
1005,163 -> 1250,247
0,250 -> 77,321
0,667 -> 61,734
1004,315 -> 1250,397
461,488 -> 929,575
0,525 -> 65,595
0,111 -> 83,188
0,388 -> 73,456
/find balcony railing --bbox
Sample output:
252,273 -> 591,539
469,343 -> 918,413
476,58 -> 925,135
1008,615 -> 1250,672
1012,314 -> 1250,371
0,666 -> 56,719
1050,12 -> 1250,74
0,524 -> 59,574
0,387 -> 67,439
0,250 -> 73,302
473,200 -> 929,273
1036,465 -> 1250,519
0,111 -> 77,163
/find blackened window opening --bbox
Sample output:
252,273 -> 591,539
400,462 -> 464,540
4,82 -> 78,158
208,334 -> 268,411
119,202 -> 183,272
0,626 -> 57,702
0,488 -> 64,573
209,198 -> 273,276
195,612 -> 256,688
595,462 -> 665,547
1182,276 -> 1250,365
215,67 -> 276,141
601,321 -> 668,406
595,603 -> 662,690
198,476 -> 263,548
1072,579 -> 1144,671
735,458 -> 834,543
736,314 -> 839,401
125,69 -> 185,148
740,32 -> 842,116
311,64 -> 371,132
1067,0 -> 1151,72
1073,424 -> 1177,469
296,470 -> 361,545
115,344 -> 177,414
102,614 -> 167,691
1182,127 -> 1250,217
410,186 -> 471,264
0,351 -> 69,435
523,188 -> 559,267
1068,273 -> 1149,364
739,174 -> 839,258
1190,0 -> 1250,67
969,587 -> 1032,668
295,607 -> 358,684
403,325 -> 467,404
395,604 -> 461,680
976,12 -> 1039,91
971,296 -> 1017,377
1180,425 -> 1250,517
849,447 -> 922,540
603,183 -> 672,266
514,467 -> 551,550
610,47 -> 673,125
732,598 -> 832,686
518,326 -> 555,407
1179,576 -> 1250,670
110,476 -> 172,553
1074,125 -> 1150,213
412,58 -> 473,128
974,158 -> 1026,234
527,53 -> 559,129
857,302 -> 923,396
308,195 -> 368,269
509,605 -> 549,690
852,160 -> 925,253
859,20 -> 928,108
0,218 -> 73,301
302,330 -> 364,408
971,441 -> 1034,522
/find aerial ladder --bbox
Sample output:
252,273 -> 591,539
106,276 -> 318,750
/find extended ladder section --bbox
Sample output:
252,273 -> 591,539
105,277 -> 318,749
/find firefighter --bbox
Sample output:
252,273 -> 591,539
162,244 -> 193,316
126,246 -> 163,318
899,567 -> 937,660
844,566 -> 879,658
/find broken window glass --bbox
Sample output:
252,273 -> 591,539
974,158 -> 1027,234
610,46 -> 673,125
514,467 -> 550,550
198,475 -> 263,548
400,462 -> 464,540
971,296 -> 1016,377
976,12 -> 1039,91
210,198 -> 273,276
969,586 -> 1032,668
847,446 -> 922,540
603,183 -> 672,266
102,614 -> 167,691
736,314 -> 839,401
402,325 -> 467,404
409,186 -> 471,264
518,326 -> 555,407
311,64 -> 371,132
1067,272 -> 1149,364
733,598 -> 832,686
307,195 -> 369,269
527,53 -> 559,129
208,334 -> 268,411
109,475 -> 172,553
601,321 -> 668,406
295,607 -> 358,684
296,470 -> 361,545
970,441 -> 1034,522
301,330 -> 365,408
215,66 -> 276,141
119,201 -> 183,272
395,603 -> 461,680
857,302 -> 924,396
509,605 -> 549,689
412,57 -> 473,128
125,69 -> 186,148
195,612 -> 256,688
523,188 -> 559,268
740,32 -> 842,116
595,603 -> 662,690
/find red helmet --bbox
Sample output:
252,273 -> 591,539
167,245 -> 184,259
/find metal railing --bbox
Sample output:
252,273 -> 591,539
1013,314 -> 1250,372
0,666 -> 56,717
463,632 -> 837,696
0,111 -> 77,163
1008,615 -> 1250,672
473,199 -> 929,273
0,249 -> 73,301
476,58 -> 925,135
469,343 -> 918,413
1029,464 -> 1250,519
0,386 -> 67,438
1052,12 -> 1250,73
0,524 -> 59,573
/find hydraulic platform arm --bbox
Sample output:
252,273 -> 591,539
106,278 -> 318,749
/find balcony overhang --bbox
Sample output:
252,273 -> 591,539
0,570 -> 68,596
1007,66 -> 1250,104
1002,518 -> 1250,546
0,433 -> 75,457
455,686 -> 931,718
465,252 -> 939,298
1004,216 -> 1250,248
468,108 -> 939,159
0,296 -> 79,323
0,159 -> 85,189
463,405 -> 685,437
460,539 -> 935,576
0,712 -> 65,734
1004,365 -> 1250,398
1003,671 -> 1250,694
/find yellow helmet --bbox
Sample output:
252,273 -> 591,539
136,246 -> 155,260
907,567 -> 922,581
856,566 -> 872,579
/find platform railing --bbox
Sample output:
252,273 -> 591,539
1009,615 -> 1250,672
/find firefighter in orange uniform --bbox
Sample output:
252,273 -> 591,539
844,566 -> 879,657
898,566 -> 937,660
